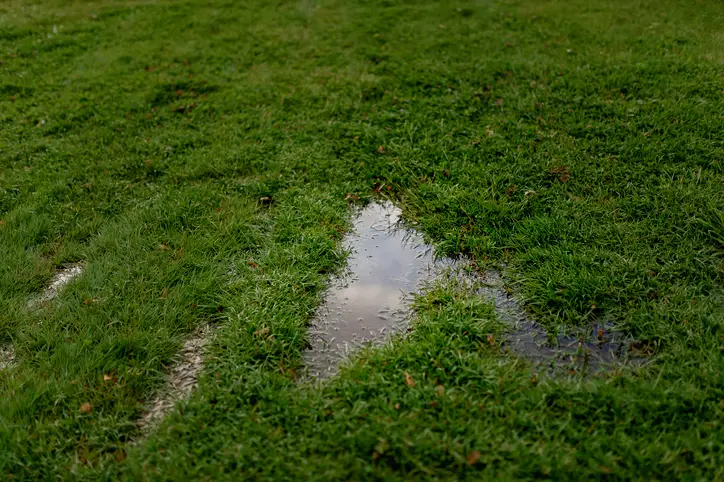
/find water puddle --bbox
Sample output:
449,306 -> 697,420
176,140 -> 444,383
304,202 -> 455,378
136,324 -> 214,430
36,264 -> 84,304
477,270 -> 647,375
305,202 -> 647,379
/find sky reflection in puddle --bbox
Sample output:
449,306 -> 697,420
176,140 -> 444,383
304,202 -> 646,379
304,202 -> 448,378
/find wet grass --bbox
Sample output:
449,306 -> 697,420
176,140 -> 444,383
0,0 -> 722,479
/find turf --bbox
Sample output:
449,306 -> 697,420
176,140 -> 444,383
0,0 -> 723,479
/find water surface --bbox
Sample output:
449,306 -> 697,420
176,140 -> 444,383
304,202 -> 646,379
304,202 -> 449,378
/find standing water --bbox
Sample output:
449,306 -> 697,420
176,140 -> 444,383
304,202 -> 453,378
304,202 -> 646,379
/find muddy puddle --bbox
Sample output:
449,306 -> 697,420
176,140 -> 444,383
305,202 -> 646,379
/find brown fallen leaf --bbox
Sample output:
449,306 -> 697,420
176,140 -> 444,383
487,334 -> 496,347
254,327 -> 270,338
344,192 -> 360,201
79,402 -> 92,414
404,372 -> 415,388
466,450 -> 481,465
103,374 -> 112,382
548,165 -> 570,183
376,145 -> 385,154
115,450 -> 127,462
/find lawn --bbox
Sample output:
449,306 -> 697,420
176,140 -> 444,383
1,0 -> 723,479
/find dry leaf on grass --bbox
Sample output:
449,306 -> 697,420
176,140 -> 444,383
254,327 -> 270,338
404,372 -> 415,388
466,450 -> 481,465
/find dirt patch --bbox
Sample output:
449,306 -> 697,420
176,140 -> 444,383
136,324 -> 213,430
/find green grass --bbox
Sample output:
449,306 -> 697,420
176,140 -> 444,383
0,0 -> 723,479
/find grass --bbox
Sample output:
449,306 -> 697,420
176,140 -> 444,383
0,0 -> 722,479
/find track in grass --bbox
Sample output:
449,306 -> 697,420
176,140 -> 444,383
136,324 -> 215,431
0,345 -> 14,371
33,264 -> 84,306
